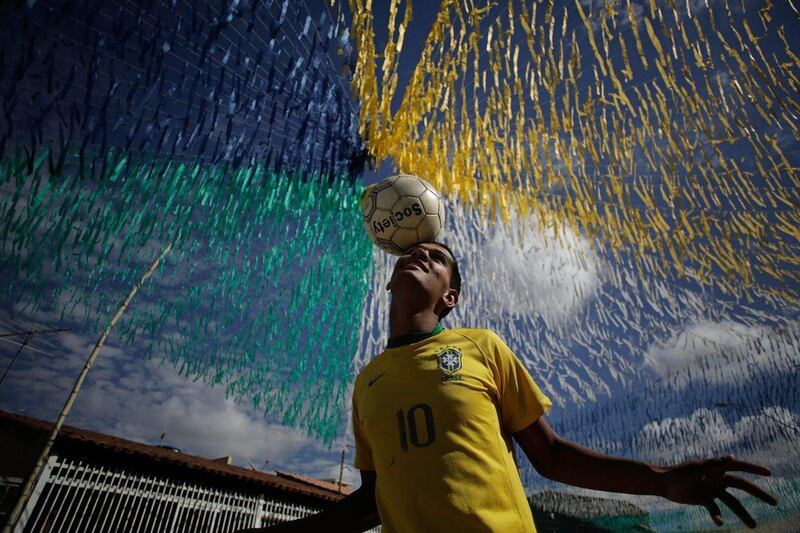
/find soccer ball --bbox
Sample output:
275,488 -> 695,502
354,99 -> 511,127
359,174 -> 445,255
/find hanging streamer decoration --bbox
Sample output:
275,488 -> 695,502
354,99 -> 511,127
1,0 -> 799,525
0,0 -> 372,442
350,0 -> 799,302
349,0 -> 800,528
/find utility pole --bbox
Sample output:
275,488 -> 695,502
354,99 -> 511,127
337,444 -> 353,493
0,328 -> 70,388
338,448 -> 346,493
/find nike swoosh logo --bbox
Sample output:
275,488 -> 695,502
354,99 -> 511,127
368,371 -> 387,387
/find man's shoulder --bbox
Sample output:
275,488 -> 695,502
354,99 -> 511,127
353,348 -> 392,388
448,328 -> 515,362
448,327 -> 503,344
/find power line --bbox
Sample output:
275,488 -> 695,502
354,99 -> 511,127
0,327 -> 69,338
0,327 -> 70,388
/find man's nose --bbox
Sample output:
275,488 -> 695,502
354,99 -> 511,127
410,247 -> 429,261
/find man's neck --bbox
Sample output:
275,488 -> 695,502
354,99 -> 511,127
388,304 -> 440,338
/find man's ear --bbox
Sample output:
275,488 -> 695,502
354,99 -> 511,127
386,281 -> 392,291
442,288 -> 459,310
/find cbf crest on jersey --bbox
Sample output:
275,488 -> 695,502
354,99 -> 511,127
436,347 -> 463,374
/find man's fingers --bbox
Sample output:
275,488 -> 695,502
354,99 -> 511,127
724,474 -> 778,506
703,500 -> 724,527
718,490 -> 757,529
712,456 -> 771,477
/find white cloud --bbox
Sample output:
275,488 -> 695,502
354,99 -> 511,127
0,306 -> 347,480
473,208 -> 601,322
76,359 -> 319,465
645,320 -> 770,375
634,406 -> 800,468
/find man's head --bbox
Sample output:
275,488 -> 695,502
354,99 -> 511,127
386,242 -> 461,320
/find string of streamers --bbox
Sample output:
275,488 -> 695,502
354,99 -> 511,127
348,0 -> 799,302
0,0 -> 373,442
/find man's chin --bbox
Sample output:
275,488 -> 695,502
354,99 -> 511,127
391,270 -> 425,289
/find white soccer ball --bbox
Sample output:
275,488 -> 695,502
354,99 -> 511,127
359,174 -> 445,255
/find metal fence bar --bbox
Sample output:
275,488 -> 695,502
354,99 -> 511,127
211,485 -> 229,532
252,495 -> 266,529
214,485 -> 233,532
134,471 -> 160,530
128,470 -> 155,531
182,477 -> 204,532
168,480 -> 190,531
116,466 -> 148,529
233,491 -> 251,529
192,482 -> 212,532
44,458 -> 81,528
135,473 -> 165,532
97,468 -> 135,531
76,461 -> 100,524
242,495 -> 255,530
225,488 -> 238,528
62,460 -> 98,531
34,461 -> 72,528
87,467 -> 120,533
81,465 -> 113,532
212,486 -> 228,530
149,475 -> 179,533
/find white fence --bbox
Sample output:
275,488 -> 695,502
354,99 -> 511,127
7,455 -> 323,532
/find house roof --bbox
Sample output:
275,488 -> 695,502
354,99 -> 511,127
276,471 -> 354,495
0,410 -> 346,503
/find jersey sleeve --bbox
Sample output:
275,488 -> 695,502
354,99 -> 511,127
352,384 -> 375,471
487,331 -> 552,433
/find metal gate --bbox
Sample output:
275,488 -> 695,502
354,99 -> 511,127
9,456 -> 320,532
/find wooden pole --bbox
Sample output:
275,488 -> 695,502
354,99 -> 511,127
3,239 -> 174,533
338,448 -> 346,493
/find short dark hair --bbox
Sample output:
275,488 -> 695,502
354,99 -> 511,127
432,242 -> 461,320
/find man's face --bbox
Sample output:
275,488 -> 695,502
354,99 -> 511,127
388,242 -> 454,299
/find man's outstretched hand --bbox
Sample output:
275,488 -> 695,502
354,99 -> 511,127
661,455 -> 777,528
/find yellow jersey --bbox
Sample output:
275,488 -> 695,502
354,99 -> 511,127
352,328 -> 552,532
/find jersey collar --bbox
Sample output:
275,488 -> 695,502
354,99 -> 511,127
386,323 -> 444,348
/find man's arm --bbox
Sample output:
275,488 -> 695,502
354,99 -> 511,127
514,417 -> 777,529
235,470 -> 379,533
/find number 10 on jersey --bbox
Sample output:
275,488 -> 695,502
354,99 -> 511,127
397,403 -> 436,451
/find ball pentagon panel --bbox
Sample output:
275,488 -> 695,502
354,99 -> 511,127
423,214 -> 442,240
419,189 -> 440,215
375,186 -> 400,211
393,227 -> 419,250
392,174 -> 427,197
360,192 -> 376,220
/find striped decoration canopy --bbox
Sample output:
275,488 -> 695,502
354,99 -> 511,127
0,0 -> 798,528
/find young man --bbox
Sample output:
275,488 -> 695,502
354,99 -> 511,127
239,242 -> 777,532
